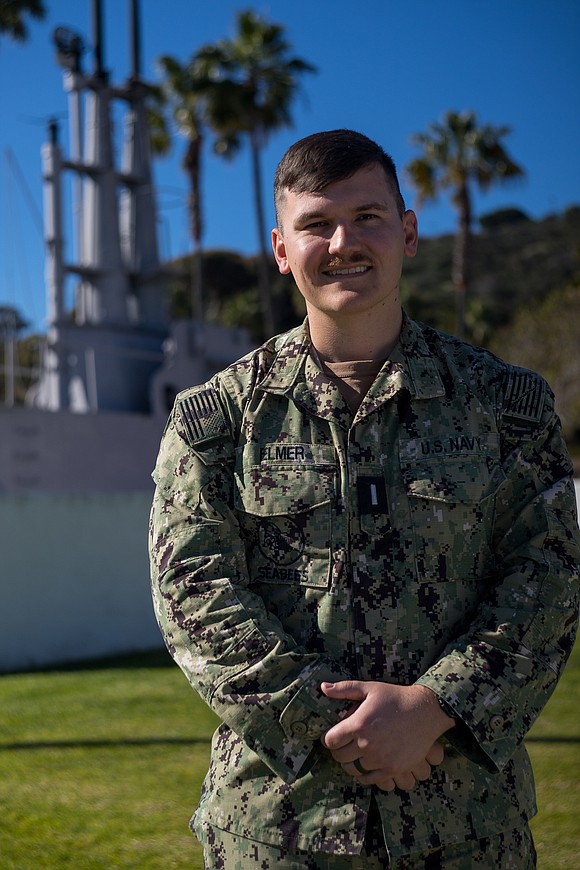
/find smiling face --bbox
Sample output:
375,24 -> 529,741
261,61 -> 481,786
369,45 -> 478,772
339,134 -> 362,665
272,164 -> 418,329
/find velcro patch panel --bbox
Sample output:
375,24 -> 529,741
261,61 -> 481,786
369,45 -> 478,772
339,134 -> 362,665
178,387 -> 228,445
503,371 -> 545,423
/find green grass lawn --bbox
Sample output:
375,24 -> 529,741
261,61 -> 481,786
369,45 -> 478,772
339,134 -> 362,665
0,643 -> 578,869
0,651 -> 214,869
527,636 -> 580,868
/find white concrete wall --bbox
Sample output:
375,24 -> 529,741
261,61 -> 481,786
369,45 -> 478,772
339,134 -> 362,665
0,406 -> 164,494
0,492 -> 163,672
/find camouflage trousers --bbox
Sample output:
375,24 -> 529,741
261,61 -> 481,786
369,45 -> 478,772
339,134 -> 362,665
200,801 -> 536,869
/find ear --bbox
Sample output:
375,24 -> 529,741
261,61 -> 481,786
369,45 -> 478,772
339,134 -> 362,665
402,210 -> 419,258
272,228 -> 291,275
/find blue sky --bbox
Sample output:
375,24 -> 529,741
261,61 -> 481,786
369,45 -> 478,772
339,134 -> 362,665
1,0 -> 579,332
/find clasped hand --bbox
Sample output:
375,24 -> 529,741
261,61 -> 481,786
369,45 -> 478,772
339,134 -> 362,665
320,680 -> 453,792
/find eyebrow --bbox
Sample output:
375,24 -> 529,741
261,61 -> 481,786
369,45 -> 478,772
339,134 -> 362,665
293,200 -> 391,228
355,201 -> 391,213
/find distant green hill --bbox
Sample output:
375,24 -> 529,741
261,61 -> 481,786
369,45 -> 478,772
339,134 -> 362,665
401,205 -> 580,341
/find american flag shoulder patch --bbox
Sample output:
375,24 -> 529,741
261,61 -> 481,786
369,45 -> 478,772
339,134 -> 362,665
503,369 -> 545,424
177,387 -> 228,445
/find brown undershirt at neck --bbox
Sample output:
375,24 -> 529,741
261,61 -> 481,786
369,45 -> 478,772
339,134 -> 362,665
319,357 -> 386,414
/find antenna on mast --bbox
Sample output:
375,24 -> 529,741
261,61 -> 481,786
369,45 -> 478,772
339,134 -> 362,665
130,0 -> 141,80
53,27 -> 85,73
92,0 -> 104,78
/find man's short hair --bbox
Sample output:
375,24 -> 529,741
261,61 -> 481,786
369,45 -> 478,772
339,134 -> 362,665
274,129 -> 406,227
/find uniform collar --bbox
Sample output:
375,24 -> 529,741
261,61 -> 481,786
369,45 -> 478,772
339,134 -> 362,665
257,314 -> 444,424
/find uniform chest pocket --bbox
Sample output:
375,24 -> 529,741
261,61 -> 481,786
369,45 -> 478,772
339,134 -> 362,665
401,452 -> 505,583
234,444 -> 337,588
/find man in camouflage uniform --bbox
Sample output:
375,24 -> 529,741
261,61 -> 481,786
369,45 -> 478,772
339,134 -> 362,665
149,130 -> 580,868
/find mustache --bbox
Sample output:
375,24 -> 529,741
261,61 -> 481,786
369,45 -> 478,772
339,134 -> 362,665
326,254 -> 368,268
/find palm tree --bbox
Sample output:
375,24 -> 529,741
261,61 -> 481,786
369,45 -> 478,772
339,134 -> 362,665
0,0 -> 45,42
406,110 -> 524,338
154,55 -> 206,321
194,10 -> 316,336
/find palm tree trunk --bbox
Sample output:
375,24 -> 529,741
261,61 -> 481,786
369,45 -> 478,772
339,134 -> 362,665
183,138 -> 204,322
452,178 -> 471,340
250,131 -> 275,337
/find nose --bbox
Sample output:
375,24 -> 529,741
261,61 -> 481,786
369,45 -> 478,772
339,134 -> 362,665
328,222 -> 359,257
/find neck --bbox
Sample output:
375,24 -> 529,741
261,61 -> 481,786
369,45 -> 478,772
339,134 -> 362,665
308,307 -> 403,362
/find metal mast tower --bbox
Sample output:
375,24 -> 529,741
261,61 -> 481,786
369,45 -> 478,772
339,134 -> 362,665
33,0 -> 168,413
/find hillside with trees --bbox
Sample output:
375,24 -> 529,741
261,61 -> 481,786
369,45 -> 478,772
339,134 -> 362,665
404,205 -> 580,446
402,206 -> 580,333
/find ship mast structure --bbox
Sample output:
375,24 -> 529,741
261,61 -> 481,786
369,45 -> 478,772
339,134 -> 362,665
32,0 -> 168,413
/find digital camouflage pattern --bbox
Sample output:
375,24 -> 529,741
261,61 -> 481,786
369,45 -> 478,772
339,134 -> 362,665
149,315 -> 580,858
200,810 -> 537,869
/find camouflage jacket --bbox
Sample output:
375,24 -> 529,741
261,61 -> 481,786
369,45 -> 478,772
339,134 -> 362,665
149,315 -> 580,857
